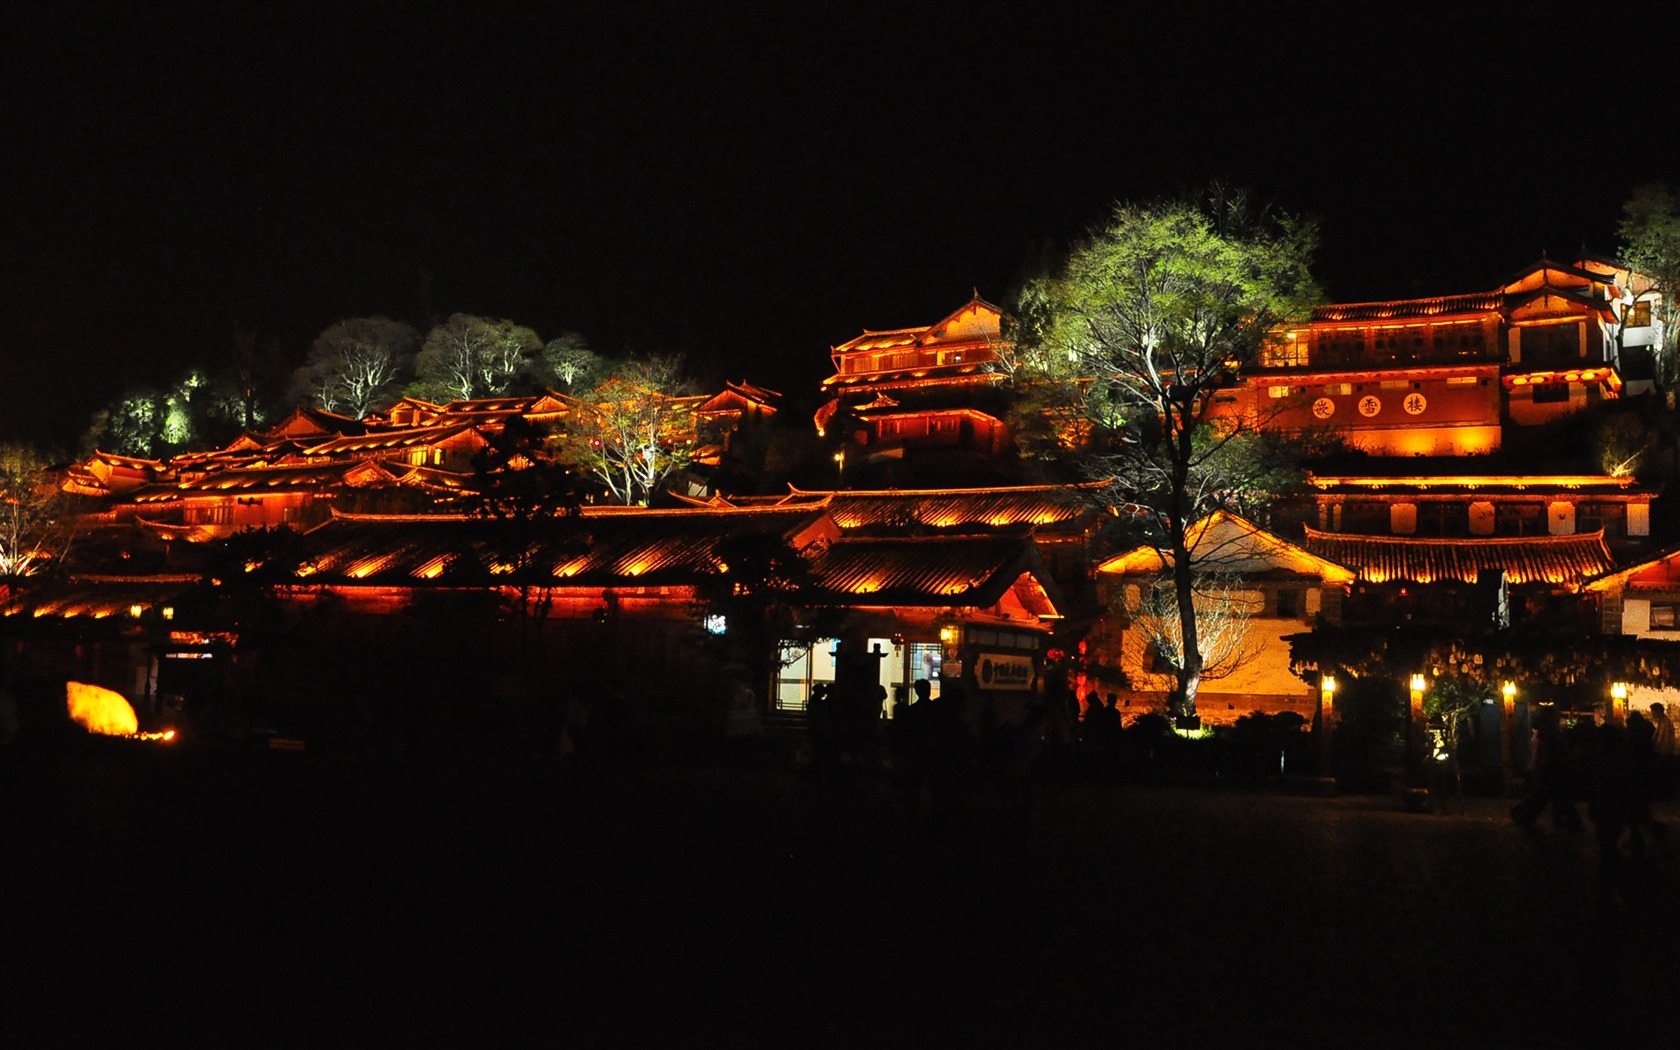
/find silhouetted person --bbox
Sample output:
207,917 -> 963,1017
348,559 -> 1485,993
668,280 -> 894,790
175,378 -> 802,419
807,683 -> 839,788
1511,708 -> 1579,831
1082,692 -> 1121,776
1651,702 -> 1676,798
891,679 -> 928,803
1038,680 -> 1076,783
1586,720 -> 1637,901
1623,712 -> 1666,856
927,684 -> 974,826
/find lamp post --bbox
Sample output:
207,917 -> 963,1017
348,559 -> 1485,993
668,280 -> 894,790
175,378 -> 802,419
1405,673 -> 1430,811
1316,673 -> 1338,795
1500,680 -> 1521,795
1610,681 -> 1629,725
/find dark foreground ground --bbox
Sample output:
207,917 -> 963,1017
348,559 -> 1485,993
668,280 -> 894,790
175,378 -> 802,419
3,740 -> 1676,1049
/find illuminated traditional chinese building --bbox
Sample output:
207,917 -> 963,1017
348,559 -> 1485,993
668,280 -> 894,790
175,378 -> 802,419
1247,257 -> 1647,455
1093,512 -> 1357,724
814,293 -> 1012,466
1304,472 -> 1656,556
4,495 -> 1068,743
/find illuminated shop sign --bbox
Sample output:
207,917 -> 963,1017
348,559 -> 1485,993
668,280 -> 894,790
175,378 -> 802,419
978,652 -> 1034,690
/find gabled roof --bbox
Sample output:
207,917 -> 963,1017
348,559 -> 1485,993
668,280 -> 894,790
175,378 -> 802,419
694,381 -> 781,417
434,393 -> 569,418
1580,545 -> 1680,594
261,406 -> 367,442
1505,284 -> 1617,321
299,422 -> 488,457
831,292 -> 1004,355
1096,511 -> 1357,584
1300,527 -> 1615,586
809,530 -> 1061,615
1502,257 -> 1614,295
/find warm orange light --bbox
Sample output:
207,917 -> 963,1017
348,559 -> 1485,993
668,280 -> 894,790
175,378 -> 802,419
1410,673 -> 1427,694
66,681 -> 139,736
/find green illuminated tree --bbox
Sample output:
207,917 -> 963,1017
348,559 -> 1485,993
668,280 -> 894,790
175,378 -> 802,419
288,316 -> 418,417
411,313 -> 542,402
1618,182 -> 1680,387
538,332 -> 607,392
560,356 -> 698,505
1015,188 -> 1319,721
0,443 -> 72,579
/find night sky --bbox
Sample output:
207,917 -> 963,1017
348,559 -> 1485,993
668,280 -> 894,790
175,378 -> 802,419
4,0 -> 1675,450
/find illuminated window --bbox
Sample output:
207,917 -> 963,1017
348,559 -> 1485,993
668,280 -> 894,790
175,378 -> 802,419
1629,503 -> 1651,537
774,638 -> 839,712
1649,604 -> 1679,631
1627,302 -> 1652,328
1469,502 -> 1495,536
1390,503 -> 1417,535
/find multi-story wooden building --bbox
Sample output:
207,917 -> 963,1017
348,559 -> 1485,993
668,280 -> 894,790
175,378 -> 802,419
815,293 -> 1013,463
1244,257 -> 1646,454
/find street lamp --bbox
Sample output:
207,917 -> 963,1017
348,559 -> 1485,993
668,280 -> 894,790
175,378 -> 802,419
1500,680 -> 1519,792
1610,681 -> 1629,724
1405,673 -> 1429,811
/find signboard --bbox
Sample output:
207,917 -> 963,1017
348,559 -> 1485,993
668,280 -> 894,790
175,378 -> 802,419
977,652 -> 1034,691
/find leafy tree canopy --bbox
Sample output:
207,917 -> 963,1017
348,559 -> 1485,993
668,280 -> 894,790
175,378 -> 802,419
1015,187 -> 1320,718
1618,181 -> 1680,384
411,313 -> 543,403
288,316 -> 418,417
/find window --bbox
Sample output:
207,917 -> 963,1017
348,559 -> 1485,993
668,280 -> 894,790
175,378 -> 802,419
1469,502 -> 1496,536
1629,502 -> 1651,537
1650,604 -> 1679,630
774,639 -> 839,712
1628,302 -> 1652,328
1497,503 -> 1544,536
1275,589 -> 1298,619
1390,503 -> 1418,535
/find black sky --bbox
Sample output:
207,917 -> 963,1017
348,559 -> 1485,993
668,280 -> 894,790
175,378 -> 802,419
3,0 -> 1675,450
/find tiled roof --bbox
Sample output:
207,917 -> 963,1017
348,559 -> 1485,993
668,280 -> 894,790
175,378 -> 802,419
298,506 -> 823,585
1580,545 -> 1680,593
1,575 -> 199,619
810,532 -> 1056,611
1300,527 -> 1615,586
823,365 -> 1005,392
285,505 -> 1060,614
142,459 -> 402,499
301,422 -> 483,456
793,484 -> 1099,531
1309,292 -> 1504,323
